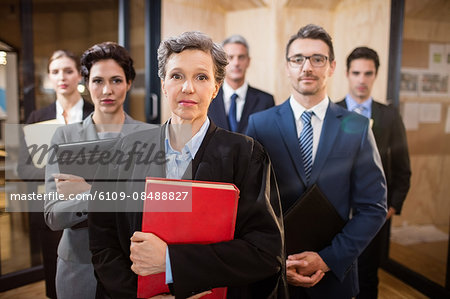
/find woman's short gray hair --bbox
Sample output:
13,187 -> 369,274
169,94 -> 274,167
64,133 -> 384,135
157,31 -> 228,85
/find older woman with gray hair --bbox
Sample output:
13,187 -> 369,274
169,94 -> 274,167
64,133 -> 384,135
89,31 -> 286,298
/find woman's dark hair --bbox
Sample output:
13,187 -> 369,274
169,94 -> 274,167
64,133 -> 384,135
47,50 -> 80,73
80,42 -> 136,83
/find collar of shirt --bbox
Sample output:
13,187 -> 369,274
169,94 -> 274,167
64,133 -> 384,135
289,95 -> 329,124
164,118 -> 210,179
289,95 -> 328,162
345,94 -> 372,118
165,117 -> 210,159
222,81 -> 248,122
56,98 -> 84,124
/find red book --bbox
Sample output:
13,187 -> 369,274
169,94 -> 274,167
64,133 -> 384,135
137,177 -> 240,299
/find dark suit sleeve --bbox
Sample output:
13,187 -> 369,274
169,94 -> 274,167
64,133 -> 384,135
168,142 -> 284,298
88,142 -> 138,299
89,210 -> 137,298
388,108 -> 411,213
246,114 -> 258,138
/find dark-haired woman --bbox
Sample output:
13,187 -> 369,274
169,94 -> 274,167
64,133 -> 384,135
44,42 -> 149,299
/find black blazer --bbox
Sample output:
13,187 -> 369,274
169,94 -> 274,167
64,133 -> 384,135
26,100 -> 94,124
208,86 -> 274,134
88,122 -> 287,299
336,99 -> 411,213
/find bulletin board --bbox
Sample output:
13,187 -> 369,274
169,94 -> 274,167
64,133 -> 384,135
400,40 -> 450,156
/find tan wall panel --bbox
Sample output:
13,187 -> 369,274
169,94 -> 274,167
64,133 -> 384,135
331,0 -> 391,103
393,155 -> 450,228
160,0 -> 226,123
402,40 -> 429,68
225,7 -> 276,100
404,19 -> 450,43
162,0 -> 225,40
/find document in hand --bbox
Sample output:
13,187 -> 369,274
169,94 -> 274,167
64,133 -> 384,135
55,138 -> 119,181
23,119 -> 64,168
137,177 -> 240,299
284,184 -> 345,255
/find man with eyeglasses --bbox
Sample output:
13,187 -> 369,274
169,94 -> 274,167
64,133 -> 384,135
337,47 -> 411,299
208,34 -> 274,133
247,24 -> 387,298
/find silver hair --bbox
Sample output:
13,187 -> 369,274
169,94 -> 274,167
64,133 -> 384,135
222,34 -> 249,54
157,31 -> 228,85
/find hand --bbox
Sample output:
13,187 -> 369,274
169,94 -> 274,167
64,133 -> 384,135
53,173 -> 91,199
130,232 -> 167,276
286,260 -> 325,288
149,291 -> 212,299
386,207 -> 396,220
287,251 -> 329,276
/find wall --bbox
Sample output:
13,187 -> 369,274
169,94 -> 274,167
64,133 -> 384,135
131,0 -> 392,120
32,5 -> 118,109
392,12 -> 450,228
225,0 -> 391,105
332,0 -> 391,103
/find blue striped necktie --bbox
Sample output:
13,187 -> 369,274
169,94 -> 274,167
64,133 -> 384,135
353,104 -> 368,118
299,111 -> 314,182
228,93 -> 238,132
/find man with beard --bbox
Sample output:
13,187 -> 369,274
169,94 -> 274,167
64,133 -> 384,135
247,24 -> 387,298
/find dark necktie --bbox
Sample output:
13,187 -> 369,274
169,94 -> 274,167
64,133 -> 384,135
299,111 -> 314,182
228,93 -> 238,132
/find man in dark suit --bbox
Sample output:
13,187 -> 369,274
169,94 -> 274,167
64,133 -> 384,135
208,34 -> 274,133
336,46 -> 411,299
247,24 -> 387,298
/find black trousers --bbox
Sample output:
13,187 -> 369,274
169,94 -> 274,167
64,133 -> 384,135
29,212 -> 62,299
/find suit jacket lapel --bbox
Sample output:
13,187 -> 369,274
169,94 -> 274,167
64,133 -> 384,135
370,101 -> 382,133
80,116 -> 98,140
275,101 -> 308,186
210,88 -> 230,130
238,86 -> 257,133
309,101 -> 343,185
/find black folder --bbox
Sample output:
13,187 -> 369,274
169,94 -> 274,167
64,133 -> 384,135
284,184 -> 345,255
55,138 -> 119,182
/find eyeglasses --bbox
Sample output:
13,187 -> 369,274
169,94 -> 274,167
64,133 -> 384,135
286,54 -> 328,68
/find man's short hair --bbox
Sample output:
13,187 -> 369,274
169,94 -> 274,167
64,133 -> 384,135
285,24 -> 335,62
346,47 -> 380,74
222,34 -> 249,54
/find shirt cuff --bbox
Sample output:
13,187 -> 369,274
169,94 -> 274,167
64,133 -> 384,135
165,247 -> 173,284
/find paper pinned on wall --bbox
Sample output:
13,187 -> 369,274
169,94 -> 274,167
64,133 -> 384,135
400,68 -> 421,97
445,106 -> 450,134
419,103 -> 442,123
429,44 -> 446,72
402,102 -> 420,130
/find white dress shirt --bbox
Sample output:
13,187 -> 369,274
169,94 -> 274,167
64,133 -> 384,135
222,81 -> 248,122
56,98 -> 84,124
289,96 -> 329,162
